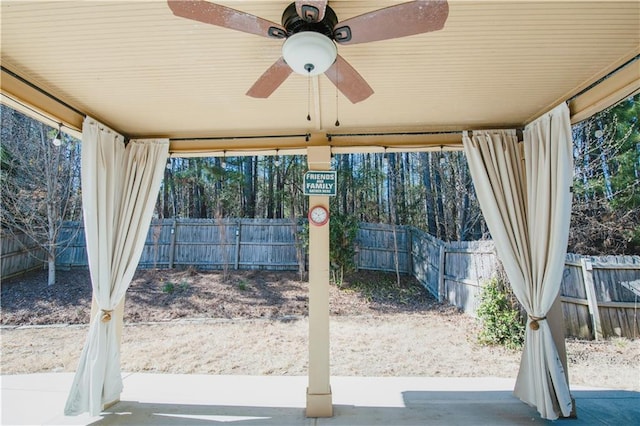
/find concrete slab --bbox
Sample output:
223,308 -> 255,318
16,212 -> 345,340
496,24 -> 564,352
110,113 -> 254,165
1,373 -> 638,425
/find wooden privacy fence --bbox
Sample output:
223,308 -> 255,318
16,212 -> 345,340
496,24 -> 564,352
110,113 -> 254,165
410,228 -> 499,315
57,219 -> 304,271
1,230 -> 45,279
411,231 -> 640,339
561,254 -> 640,340
5,219 -> 639,339
356,223 -> 411,273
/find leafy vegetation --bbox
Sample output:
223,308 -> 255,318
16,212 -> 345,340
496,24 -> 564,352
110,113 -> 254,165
161,282 -> 175,294
296,212 -> 359,286
328,212 -> 359,286
237,279 -> 249,291
570,94 -> 639,254
476,276 -> 525,350
161,281 -> 189,294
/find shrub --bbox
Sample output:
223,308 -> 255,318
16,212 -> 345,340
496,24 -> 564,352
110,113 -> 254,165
476,276 -> 525,350
328,212 -> 359,286
162,282 -> 175,294
237,279 -> 248,291
296,212 -> 359,286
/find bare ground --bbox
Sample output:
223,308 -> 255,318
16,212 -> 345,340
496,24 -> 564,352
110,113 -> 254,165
1,269 -> 639,391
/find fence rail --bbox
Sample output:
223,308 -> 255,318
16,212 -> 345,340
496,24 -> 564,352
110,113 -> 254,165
3,219 -> 639,340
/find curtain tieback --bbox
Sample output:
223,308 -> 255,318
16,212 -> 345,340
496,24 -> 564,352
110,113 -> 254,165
528,315 -> 546,330
100,309 -> 113,323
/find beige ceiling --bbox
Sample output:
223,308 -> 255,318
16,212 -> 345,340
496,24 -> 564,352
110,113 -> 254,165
1,0 -> 639,154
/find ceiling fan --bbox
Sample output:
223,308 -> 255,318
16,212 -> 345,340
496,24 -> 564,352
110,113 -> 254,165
167,1 -> 449,103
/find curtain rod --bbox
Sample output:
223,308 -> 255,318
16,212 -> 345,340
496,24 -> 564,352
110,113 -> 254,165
566,54 -> 639,104
326,130 -> 461,138
326,128 -> 524,140
170,133 -> 312,142
1,66 -> 87,118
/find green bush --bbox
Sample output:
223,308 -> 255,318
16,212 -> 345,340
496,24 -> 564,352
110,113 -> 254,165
328,212 -> 359,286
476,277 -> 525,350
237,279 -> 248,291
296,212 -> 359,286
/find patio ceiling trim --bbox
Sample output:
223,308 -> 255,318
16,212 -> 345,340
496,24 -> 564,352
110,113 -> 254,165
533,48 -> 640,125
2,55 -> 638,155
0,65 -> 85,139
169,131 -> 466,157
568,54 -> 640,124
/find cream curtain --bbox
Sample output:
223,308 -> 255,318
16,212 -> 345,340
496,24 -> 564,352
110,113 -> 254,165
462,103 -> 574,420
65,117 -> 169,416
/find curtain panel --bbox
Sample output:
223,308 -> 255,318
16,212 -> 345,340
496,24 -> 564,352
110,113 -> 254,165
462,103 -> 574,420
65,117 -> 169,416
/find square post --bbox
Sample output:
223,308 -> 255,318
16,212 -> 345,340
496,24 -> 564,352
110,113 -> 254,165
305,144 -> 333,417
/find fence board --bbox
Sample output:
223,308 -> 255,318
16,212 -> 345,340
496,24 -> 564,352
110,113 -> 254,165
442,240 -> 498,316
55,221 -> 88,268
561,254 -> 593,339
589,255 -> 640,339
356,223 -> 410,273
1,231 -> 45,278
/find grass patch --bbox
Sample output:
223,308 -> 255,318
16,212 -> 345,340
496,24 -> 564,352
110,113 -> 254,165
237,279 -> 249,291
162,281 -> 189,294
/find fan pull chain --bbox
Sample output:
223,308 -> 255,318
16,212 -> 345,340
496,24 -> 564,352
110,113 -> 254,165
307,72 -> 312,121
334,60 -> 340,127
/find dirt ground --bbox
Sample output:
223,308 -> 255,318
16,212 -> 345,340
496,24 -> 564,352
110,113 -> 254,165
1,269 -> 639,391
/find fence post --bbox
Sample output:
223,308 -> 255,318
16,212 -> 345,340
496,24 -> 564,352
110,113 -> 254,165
438,244 -> 446,303
581,258 -> 603,340
168,219 -> 177,269
407,227 -> 413,275
234,220 -> 241,270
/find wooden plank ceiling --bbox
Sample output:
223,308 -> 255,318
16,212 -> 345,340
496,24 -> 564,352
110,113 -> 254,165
1,1 -> 639,154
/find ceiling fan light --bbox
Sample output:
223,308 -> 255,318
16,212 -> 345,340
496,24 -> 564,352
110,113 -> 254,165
282,31 -> 337,76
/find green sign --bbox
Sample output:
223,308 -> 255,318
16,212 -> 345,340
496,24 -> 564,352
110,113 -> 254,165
304,171 -> 337,196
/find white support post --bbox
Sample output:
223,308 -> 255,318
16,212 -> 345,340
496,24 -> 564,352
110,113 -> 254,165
305,143 -> 333,418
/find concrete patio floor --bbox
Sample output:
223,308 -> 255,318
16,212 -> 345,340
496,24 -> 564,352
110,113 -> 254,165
1,373 -> 638,425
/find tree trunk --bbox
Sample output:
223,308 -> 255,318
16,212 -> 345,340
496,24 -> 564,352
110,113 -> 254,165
432,154 -> 446,240
421,153 -> 437,235
267,157 -> 275,218
340,154 -> 351,215
48,253 -> 56,286
275,160 -> 283,218
243,157 -> 255,217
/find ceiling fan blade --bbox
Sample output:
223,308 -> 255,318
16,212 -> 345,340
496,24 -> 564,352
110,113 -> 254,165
325,55 -> 373,104
168,0 -> 287,39
334,0 -> 449,45
295,1 -> 327,22
246,57 -> 293,98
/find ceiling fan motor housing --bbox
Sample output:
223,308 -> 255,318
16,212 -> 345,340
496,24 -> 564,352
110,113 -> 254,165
281,3 -> 339,76
281,2 -> 338,37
